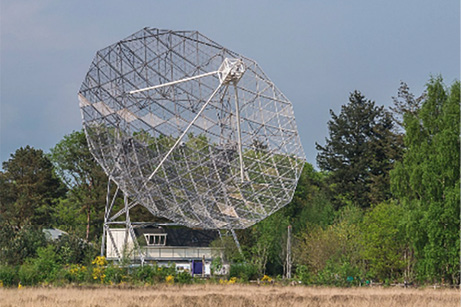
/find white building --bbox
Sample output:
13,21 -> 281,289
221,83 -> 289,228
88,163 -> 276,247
106,227 -> 228,276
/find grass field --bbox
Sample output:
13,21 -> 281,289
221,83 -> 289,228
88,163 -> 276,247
1,284 -> 459,307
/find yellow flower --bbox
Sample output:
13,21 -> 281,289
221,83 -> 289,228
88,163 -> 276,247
92,256 -> 108,266
228,277 -> 237,284
165,275 -> 174,284
261,275 -> 272,282
220,277 -> 238,284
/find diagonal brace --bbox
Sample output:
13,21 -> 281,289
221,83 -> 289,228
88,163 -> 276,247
143,83 -> 224,187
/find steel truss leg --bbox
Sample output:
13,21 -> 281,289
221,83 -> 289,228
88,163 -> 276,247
102,179 -> 145,264
231,229 -> 243,256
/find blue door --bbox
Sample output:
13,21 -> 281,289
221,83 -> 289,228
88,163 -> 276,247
193,261 -> 203,275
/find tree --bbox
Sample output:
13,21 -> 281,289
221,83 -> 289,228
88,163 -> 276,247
316,91 -> 402,208
293,204 -> 365,284
390,81 -> 425,130
390,77 -> 460,284
50,130 -> 108,241
361,201 -> 407,281
0,146 -> 65,229
0,146 -> 64,266
284,163 -> 334,234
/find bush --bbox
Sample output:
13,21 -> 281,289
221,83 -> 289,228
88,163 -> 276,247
33,245 -> 60,282
132,264 -> 176,284
0,265 -> 18,287
133,265 -> 155,284
295,265 -> 312,285
17,245 -> 60,285
153,264 -> 176,283
315,260 -> 364,287
229,263 -> 258,281
176,271 -> 193,284
55,234 -> 96,265
64,264 -> 88,283
0,225 -> 47,266
105,264 -> 127,284
18,262 -> 40,285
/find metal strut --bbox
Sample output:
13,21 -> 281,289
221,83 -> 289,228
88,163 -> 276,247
231,229 -> 243,256
233,84 -> 245,182
142,83 -> 223,187
128,70 -> 218,94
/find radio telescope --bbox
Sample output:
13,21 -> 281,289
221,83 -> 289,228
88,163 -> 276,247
78,28 -> 305,241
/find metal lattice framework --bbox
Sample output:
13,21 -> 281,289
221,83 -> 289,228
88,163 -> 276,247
78,28 -> 306,230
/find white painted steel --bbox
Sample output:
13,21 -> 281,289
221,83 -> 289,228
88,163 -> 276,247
78,28 -> 306,230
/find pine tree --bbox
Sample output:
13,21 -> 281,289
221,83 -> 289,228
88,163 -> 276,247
316,91 -> 402,208
0,146 -> 66,229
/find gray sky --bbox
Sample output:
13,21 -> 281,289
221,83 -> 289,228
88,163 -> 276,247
1,0 -> 459,167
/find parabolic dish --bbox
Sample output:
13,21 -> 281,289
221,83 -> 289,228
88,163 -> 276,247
78,28 -> 306,229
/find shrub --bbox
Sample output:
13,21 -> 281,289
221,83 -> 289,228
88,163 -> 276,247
55,234 -> 96,265
229,263 -> 258,281
176,271 -> 193,284
315,260 -> 364,287
33,245 -> 60,282
18,262 -> 40,285
295,265 -> 312,285
210,257 -> 223,275
132,264 -> 176,284
0,225 -> 47,266
133,265 -> 155,284
105,264 -> 127,284
65,264 -> 88,283
0,265 -> 18,287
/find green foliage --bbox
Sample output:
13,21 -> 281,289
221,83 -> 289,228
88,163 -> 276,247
295,265 -> 312,285
316,91 -> 402,208
249,212 -> 290,275
132,264 -> 176,284
54,234 -> 98,265
210,235 -> 243,263
18,245 -> 60,285
315,260 -> 364,287
176,270 -> 193,284
64,264 -> 89,283
361,202 -> 407,281
390,77 -> 460,284
18,262 -> 41,286
0,265 -> 18,287
210,257 -> 223,275
0,146 -> 66,229
229,263 -> 258,281
294,204 -> 364,280
50,130 -> 109,241
286,163 -> 334,233
0,225 -> 47,266
33,245 -> 61,281
51,198 -> 87,238
104,263 -> 128,284
133,264 -> 156,284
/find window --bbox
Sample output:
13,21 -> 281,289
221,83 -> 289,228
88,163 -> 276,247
144,234 -> 167,246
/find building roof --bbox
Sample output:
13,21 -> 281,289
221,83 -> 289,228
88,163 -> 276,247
43,228 -> 68,240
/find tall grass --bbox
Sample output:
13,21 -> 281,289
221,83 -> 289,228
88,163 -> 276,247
1,285 -> 458,307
